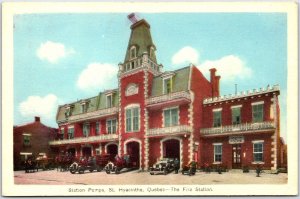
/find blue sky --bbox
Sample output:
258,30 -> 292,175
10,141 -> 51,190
13,13 -> 287,140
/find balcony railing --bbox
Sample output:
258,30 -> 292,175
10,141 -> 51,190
68,107 -> 118,122
49,134 -> 119,145
200,121 -> 275,136
146,91 -> 191,106
148,125 -> 192,137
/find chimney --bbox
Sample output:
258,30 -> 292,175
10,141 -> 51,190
209,68 -> 216,97
215,75 -> 221,97
34,116 -> 40,122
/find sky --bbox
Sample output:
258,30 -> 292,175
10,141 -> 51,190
13,13 -> 287,140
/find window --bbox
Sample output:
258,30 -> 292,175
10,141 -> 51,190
59,129 -> 64,140
150,47 -> 155,59
95,122 -> 100,135
65,107 -> 71,117
163,78 -> 172,94
95,148 -> 101,155
252,104 -> 264,122
126,107 -> 140,132
130,46 -> 136,59
232,107 -> 241,125
23,134 -> 31,146
81,103 -> 87,113
83,123 -> 90,137
107,119 -> 117,134
214,144 -> 222,162
253,142 -> 263,162
68,128 -> 74,139
213,110 -> 222,127
106,95 -> 113,108
164,108 -> 178,127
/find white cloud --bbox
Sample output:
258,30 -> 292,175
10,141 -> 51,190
36,41 -> 74,63
19,94 -> 59,120
77,63 -> 118,91
197,55 -> 253,82
171,46 -> 199,66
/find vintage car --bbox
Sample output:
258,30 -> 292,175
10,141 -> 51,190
36,153 -> 55,170
104,154 -> 138,174
149,158 -> 175,175
181,161 -> 197,176
55,153 -> 76,172
24,156 -> 38,173
70,154 -> 114,174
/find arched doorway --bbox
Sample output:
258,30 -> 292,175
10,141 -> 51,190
126,141 -> 140,167
107,144 -> 118,157
163,139 -> 180,160
82,147 -> 92,157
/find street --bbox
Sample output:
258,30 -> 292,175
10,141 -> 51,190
14,169 -> 288,185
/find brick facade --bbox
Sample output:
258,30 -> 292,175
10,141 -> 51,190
50,17 -> 283,171
13,117 -> 57,170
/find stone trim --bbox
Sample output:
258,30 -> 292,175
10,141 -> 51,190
160,136 -> 183,169
104,142 -> 118,154
124,138 -> 142,170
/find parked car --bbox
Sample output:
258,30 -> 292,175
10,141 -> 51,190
149,158 -> 175,175
104,154 -> 138,174
70,154 -> 114,174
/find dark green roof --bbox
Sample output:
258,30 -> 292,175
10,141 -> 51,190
56,89 -> 119,123
151,66 -> 191,97
124,19 -> 157,63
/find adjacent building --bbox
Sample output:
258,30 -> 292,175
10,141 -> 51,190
49,17 -> 282,171
13,117 -> 57,170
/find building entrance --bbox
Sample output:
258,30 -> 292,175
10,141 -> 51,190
82,146 -> 92,157
67,148 -> 76,156
163,139 -> 180,160
232,144 -> 241,169
126,142 -> 140,167
107,144 -> 118,157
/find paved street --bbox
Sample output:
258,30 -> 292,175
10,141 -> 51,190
14,169 -> 287,185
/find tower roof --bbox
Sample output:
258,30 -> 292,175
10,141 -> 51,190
124,19 -> 157,63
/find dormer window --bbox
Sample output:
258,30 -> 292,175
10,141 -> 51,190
150,46 -> 155,59
130,46 -> 136,59
162,72 -> 175,94
106,94 -> 113,108
65,105 -> 73,117
163,77 -> 172,94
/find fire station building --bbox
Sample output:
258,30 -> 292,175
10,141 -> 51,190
50,17 -> 282,171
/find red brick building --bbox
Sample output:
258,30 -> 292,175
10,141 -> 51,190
50,17 -> 282,171
13,117 -> 57,170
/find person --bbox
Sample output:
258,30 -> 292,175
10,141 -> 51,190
188,160 -> 197,175
174,158 -> 180,174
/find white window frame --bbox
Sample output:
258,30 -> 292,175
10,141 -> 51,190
213,110 -> 222,127
106,94 -> 113,108
163,77 -> 172,94
68,127 -> 74,139
213,143 -> 222,163
125,104 -> 140,132
130,46 -> 137,60
252,103 -> 264,123
231,106 -> 241,125
163,106 -> 179,127
83,123 -> 90,137
252,141 -> 264,162
106,118 -> 117,134
95,121 -> 101,135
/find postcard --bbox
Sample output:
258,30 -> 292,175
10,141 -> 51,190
2,1 -> 298,196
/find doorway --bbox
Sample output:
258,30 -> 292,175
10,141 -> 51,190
232,144 -> 241,169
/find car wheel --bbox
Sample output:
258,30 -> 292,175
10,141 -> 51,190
106,170 -> 110,174
70,169 -> 76,174
150,172 -> 154,175
89,169 -> 93,172
164,169 -> 168,175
